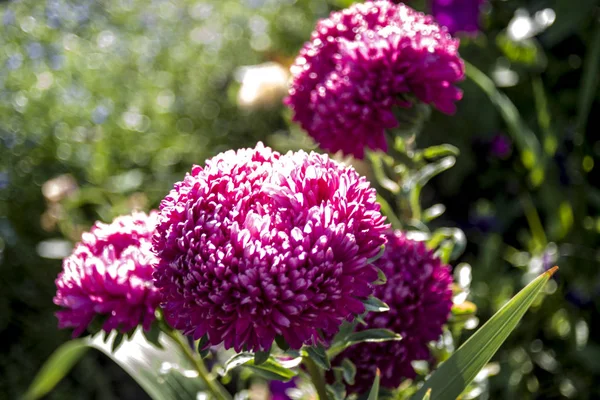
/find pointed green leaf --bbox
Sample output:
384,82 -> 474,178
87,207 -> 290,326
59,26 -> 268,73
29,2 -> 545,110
328,329 -> 402,358
412,267 -> 558,400
224,352 -> 255,373
26,330 -> 206,400
345,329 -> 402,346
421,144 -> 460,160
367,245 -> 386,265
367,369 -> 380,400
111,333 -> 124,353
224,352 -> 298,381
196,334 -> 210,358
24,339 -> 89,400
254,348 -> 271,365
341,358 -> 356,385
362,296 -> 390,313
247,360 -> 298,381
304,344 -> 331,370
327,382 -> 346,400
89,331 -> 206,400
275,335 -> 290,351
142,323 -> 164,349
373,267 -> 387,286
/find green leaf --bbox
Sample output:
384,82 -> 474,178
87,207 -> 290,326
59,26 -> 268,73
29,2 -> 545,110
373,267 -> 387,285
421,144 -> 460,160
224,352 -> 255,373
362,296 -> 390,313
450,301 -> 478,322
341,358 -> 356,385
329,329 -> 402,358
25,330 -> 207,400
24,339 -> 89,400
275,335 -> 290,351
496,33 -> 547,69
367,369 -> 380,400
423,204 -> 446,222
224,352 -> 298,381
427,228 -> 467,262
368,152 -> 400,194
344,329 -> 402,346
406,156 -> 455,221
142,324 -> 163,349
247,359 -> 298,382
254,348 -> 271,365
195,335 -> 210,359
406,156 -> 456,191
327,382 -> 347,400
304,344 -> 331,371
111,333 -> 124,353
367,245 -> 386,265
412,267 -> 558,400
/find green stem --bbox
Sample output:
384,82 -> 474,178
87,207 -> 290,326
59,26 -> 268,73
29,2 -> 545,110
465,60 -> 543,173
520,193 -> 548,252
164,329 -> 232,400
303,356 -> 329,400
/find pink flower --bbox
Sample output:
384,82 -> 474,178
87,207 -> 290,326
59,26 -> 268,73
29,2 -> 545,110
152,143 -> 388,352
285,1 -> 464,158
54,212 -> 160,337
333,231 -> 453,391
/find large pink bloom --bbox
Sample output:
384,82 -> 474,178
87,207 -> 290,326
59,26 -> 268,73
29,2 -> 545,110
333,231 -> 453,391
54,212 -> 160,337
285,1 -> 464,158
152,143 -> 388,352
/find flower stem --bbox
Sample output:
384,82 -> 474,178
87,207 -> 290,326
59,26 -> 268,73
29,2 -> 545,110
163,329 -> 232,400
303,356 -> 329,400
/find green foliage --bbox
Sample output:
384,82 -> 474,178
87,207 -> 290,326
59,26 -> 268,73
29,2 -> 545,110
23,339 -> 89,400
412,268 -> 557,400
224,352 -> 299,382
25,330 -> 206,400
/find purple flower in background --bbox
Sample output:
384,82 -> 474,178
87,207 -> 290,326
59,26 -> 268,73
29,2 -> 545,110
270,378 -> 297,400
490,133 -> 512,159
332,231 -> 453,392
54,212 -> 160,337
431,0 -> 485,35
285,1 -> 464,159
152,143 -> 389,352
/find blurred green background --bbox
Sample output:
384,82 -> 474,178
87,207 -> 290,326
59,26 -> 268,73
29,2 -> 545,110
1,0 -> 599,398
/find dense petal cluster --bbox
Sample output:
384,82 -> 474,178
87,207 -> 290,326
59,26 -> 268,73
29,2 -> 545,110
285,0 -> 464,158
152,143 -> 388,352
431,0 -> 485,35
334,231 -> 453,391
54,212 -> 160,337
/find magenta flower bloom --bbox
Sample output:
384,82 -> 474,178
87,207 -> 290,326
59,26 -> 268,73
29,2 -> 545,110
152,143 -> 388,352
431,0 -> 485,35
285,1 -> 464,159
333,231 -> 453,391
54,212 -> 160,337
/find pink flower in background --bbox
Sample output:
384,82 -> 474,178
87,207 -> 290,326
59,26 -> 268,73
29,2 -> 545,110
333,231 -> 453,391
54,212 -> 160,337
285,0 -> 464,158
152,142 -> 388,352
431,0 -> 485,35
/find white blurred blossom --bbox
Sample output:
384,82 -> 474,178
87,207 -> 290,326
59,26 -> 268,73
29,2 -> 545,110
236,62 -> 289,110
